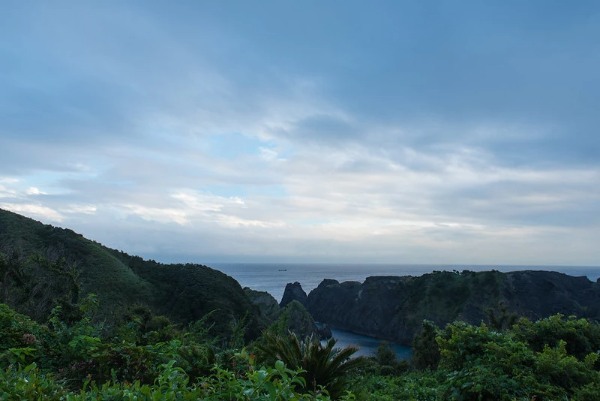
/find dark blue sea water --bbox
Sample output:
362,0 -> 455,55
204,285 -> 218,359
210,263 -> 600,358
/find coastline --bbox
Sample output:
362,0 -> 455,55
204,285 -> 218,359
212,262 -> 600,303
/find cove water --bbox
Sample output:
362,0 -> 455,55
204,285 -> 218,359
210,263 -> 600,358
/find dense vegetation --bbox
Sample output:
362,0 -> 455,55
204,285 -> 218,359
0,297 -> 357,400
2,296 -> 600,400
2,208 -> 600,399
0,208 -> 262,340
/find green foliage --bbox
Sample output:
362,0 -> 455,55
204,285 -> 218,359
0,208 -> 155,320
0,356 -> 344,400
113,304 -> 180,345
255,331 -> 366,399
0,303 -> 51,368
123,257 -> 263,341
6,209 -> 600,400
4,294 -> 600,401
437,322 -> 542,400
0,303 -> 45,350
433,318 -> 600,401
391,270 -> 505,335
268,300 -> 317,338
0,208 -> 262,342
372,342 -> 408,375
535,340 -> 598,394
0,363 -> 66,400
0,250 -> 82,322
513,314 -> 600,360
350,370 -> 440,401
573,381 -> 600,401
374,342 -> 396,367
350,315 -> 600,400
419,271 -> 473,319
411,320 -> 441,370
203,354 -> 322,401
485,302 -> 519,331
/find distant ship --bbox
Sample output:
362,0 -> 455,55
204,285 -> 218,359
278,268 -> 287,271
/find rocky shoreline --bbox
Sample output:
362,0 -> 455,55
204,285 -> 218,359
275,270 -> 600,345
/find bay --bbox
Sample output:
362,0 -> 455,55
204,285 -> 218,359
329,328 -> 412,359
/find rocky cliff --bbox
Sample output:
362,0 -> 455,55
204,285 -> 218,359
280,281 -> 308,308
246,287 -> 331,339
303,270 -> 600,345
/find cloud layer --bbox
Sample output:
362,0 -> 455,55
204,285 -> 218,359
1,1 -> 599,265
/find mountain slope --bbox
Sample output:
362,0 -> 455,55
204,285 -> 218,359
0,209 -> 261,337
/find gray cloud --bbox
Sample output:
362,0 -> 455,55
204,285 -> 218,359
1,1 -> 599,265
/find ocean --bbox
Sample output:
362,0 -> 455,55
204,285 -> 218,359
210,262 -> 600,358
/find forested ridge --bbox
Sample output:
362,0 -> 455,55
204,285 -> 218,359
0,208 -> 262,339
2,208 -> 600,400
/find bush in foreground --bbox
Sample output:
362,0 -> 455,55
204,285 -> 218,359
0,354 -> 357,400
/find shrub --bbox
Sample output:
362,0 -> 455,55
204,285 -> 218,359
255,331 -> 366,399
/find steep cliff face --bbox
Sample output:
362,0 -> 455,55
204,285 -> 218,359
501,271 -> 600,318
305,270 -> 600,345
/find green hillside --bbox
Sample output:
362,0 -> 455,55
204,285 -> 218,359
0,208 -> 261,338
3,209 -> 600,400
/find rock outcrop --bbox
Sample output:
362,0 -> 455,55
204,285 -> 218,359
244,288 -> 281,322
244,287 -> 331,339
271,300 -> 319,338
280,281 -> 308,308
304,270 -> 600,345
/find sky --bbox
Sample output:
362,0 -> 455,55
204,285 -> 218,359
1,1 -> 599,266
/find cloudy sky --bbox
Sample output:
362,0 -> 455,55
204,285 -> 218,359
1,1 -> 599,266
